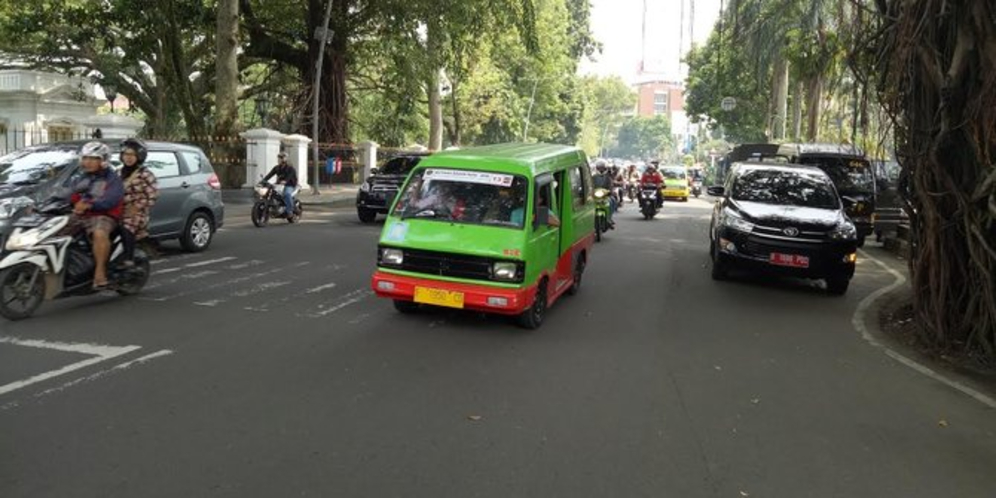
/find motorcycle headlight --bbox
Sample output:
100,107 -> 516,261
830,221 -> 858,241
254,185 -> 268,197
5,229 -> 43,250
493,261 -> 518,281
381,248 -> 404,266
594,189 -> 608,199
360,181 -> 372,193
722,209 -> 754,233
0,196 -> 34,219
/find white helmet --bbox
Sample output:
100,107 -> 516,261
80,141 -> 110,161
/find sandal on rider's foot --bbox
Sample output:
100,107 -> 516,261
93,280 -> 109,290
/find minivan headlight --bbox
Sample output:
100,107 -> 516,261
493,262 -> 518,281
0,196 -> 33,219
722,209 -> 754,233
381,248 -> 404,265
830,222 -> 857,240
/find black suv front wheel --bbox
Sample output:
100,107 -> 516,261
358,207 -> 377,223
826,275 -> 850,296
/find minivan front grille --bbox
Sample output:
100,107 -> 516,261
379,247 -> 525,284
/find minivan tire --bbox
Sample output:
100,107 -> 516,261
358,208 -> 377,223
566,254 -> 586,296
826,276 -> 850,296
181,212 -> 214,252
517,280 -> 547,330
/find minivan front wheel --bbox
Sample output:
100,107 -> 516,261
517,280 -> 547,330
181,212 -> 214,252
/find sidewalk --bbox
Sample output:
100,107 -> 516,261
222,184 -> 358,207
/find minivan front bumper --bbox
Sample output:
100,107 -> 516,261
716,228 -> 857,279
372,270 -> 535,315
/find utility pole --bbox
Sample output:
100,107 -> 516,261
311,0 -> 335,195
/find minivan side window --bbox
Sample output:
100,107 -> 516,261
181,151 -> 203,173
146,152 -> 182,178
569,166 -> 586,207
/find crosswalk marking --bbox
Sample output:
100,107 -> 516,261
142,262 -> 310,302
302,289 -> 373,318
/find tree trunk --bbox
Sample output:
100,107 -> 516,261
449,78 -> 462,146
805,75 -> 823,141
771,55 -> 789,140
791,80 -> 803,140
426,21 -> 444,151
214,0 -> 240,138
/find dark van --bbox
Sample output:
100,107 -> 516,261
356,153 -> 428,223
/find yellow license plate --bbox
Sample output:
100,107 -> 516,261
414,287 -> 465,309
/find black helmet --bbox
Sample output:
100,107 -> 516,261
120,137 -> 148,165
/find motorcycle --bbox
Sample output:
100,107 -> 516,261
639,184 -> 661,220
593,188 -> 613,242
691,180 -> 703,198
0,199 -> 150,321
252,182 -> 303,227
627,181 -> 639,203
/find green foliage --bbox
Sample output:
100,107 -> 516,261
576,76 -> 637,156
612,115 -> 674,159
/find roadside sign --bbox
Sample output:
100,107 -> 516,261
721,97 -> 737,112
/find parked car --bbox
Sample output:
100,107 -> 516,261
0,140 -> 224,252
356,153 -> 428,223
708,162 -> 859,295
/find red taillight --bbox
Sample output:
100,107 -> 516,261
208,173 -> 221,190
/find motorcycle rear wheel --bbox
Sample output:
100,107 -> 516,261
116,253 -> 151,296
0,263 -> 45,321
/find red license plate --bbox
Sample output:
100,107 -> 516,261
770,253 -> 810,268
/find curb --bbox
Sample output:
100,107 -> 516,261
855,249 -> 996,409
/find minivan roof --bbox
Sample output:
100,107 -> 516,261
418,143 -> 586,177
777,143 -> 865,158
732,161 -> 830,178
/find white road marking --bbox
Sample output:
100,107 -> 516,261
0,337 -> 141,396
152,267 -> 184,276
143,262 -> 310,302
193,300 -> 223,307
854,250 -> 996,409
302,289 -> 373,318
145,270 -> 220,290
185,256 -> 238,268
150,252 -> 203,265
306,282 -> 338,294
231,281 -> 292,298
1,349 -> 173,411
226,259 -> 265,270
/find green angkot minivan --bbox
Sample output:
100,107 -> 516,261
371,143 -> 596,329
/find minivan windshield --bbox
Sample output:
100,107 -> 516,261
733,169 -> 840,209
799,156 -> 874,194
393,168 -> 529,228
661,167 -> 686,180
0,146 -> 79,185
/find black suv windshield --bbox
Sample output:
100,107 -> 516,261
799,156 -> 874,194
393,168 -> 528,228
380,156 -> 421,175
733,169 -> 840,209
0,146 -> 79,185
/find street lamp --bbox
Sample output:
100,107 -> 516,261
104,83 -> 118,114
255,94 -> 271,127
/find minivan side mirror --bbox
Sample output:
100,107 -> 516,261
707,186 -> 726,197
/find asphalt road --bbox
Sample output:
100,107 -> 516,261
2,199 -> 994,497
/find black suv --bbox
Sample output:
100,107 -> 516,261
356,154 -> 427,223
708,162 -> 859,295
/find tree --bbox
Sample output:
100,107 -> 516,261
856,0 -> 996,359
215,0 -> 241,139
0,0 -> 218,138
613,116 -> 673,159
576,76 -> 636,156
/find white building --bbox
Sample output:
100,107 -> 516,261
0,69 -> 143,154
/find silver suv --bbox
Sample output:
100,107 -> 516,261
0,141 -> 225,252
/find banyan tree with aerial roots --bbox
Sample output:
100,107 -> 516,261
853,0 -> 996,360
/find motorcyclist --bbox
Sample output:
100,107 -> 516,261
261,152 -> 298,218
118,138 -> 159,266
611,165 -> 626,204
641,161 -> 665,208
591,160 -> 616,226
70,142 -> 125,289
626,164 -> 641,202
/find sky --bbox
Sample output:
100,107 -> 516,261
579,0 -> 723,83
